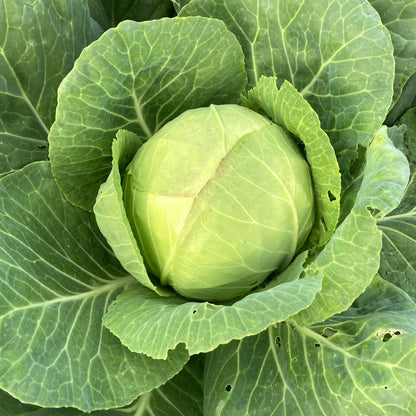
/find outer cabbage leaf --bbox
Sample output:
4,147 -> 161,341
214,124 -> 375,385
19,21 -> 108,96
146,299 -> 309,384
0,355 -> 203,416
295,126 -> 409,325
94,130 -> 172,296
0,0 -> 101,176
180,0 -> 395,167
369,0 -> 416,109
243,76 -> 340,248
126,354 -> 204,416
0,162 -> 189,412
103,271 -> 322,359
48,16 -> 247,211
378,107 -> 416,301
203,276 -> 416,416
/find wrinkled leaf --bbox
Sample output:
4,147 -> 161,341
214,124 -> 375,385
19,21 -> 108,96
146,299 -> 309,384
0,162 -> 188,412
94,130 -> 171,296
295,127 -> 409,325
204,276 -> 416,416
181,0 -> 395,165
379,109 -> 416,301
244,76 -> 340,248
0,0 -> 101,176
104,274 -> 322,359
369,0 -> 416,109
48,16 -> 247,211
0,355 -> 203,415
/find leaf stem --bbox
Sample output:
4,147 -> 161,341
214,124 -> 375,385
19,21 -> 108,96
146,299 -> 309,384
377,211 -> 416,223
0,276 -> 135,319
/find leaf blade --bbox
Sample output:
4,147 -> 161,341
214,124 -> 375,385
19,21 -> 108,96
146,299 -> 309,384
0,0 -> 101,176
94,130 -> 171,295
48,16 -> 247,211
204,277 -> 416,415
0,162 -> 188,411
181,0 -> 395,164
295,127 -> 410,325
103,273 -> 322,359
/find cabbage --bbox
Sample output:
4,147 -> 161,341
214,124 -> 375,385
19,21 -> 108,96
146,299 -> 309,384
123,104 -> 314,300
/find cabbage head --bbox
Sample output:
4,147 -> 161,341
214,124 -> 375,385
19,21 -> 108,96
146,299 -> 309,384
123,104 -> 315,301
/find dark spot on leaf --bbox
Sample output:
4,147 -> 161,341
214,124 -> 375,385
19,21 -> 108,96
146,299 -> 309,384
314,343 -> 320,347
322,327 -> 337,338
328,191 -> 336,202
225,384 -> 232,392
384,386 -> 388,390
192,309 -> 197,314
275,336 -> 281,347
37,144 -> 48,150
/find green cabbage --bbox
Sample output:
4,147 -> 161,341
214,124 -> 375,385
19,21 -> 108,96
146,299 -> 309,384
123,104 -> 314,300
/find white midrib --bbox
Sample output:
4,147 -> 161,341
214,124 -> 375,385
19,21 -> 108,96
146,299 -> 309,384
133,392 -> 152,415
293,322 -> 409,370
377,211 -> 416,223
267,327 -> 305,413
300,25 -> 376,97
0,276 -> 134,319
132,91 -> 153,139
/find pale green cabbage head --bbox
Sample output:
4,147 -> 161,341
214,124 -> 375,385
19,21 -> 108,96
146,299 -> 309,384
123,104 -> 315,301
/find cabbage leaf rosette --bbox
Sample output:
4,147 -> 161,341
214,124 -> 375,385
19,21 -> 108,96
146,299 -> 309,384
91,66 -> 345,358
0,0 -> 415,413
